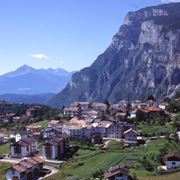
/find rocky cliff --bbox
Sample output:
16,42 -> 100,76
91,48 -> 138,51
49,3 -> 180,107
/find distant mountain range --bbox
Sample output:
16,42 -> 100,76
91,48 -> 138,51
0,93 -> 55,104
49,2 -> 180,107
0,65 -> 73,94
0,65 -> 74,105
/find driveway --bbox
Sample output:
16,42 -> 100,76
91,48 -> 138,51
39,165 -> 59,179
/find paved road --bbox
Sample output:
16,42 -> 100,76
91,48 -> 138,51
39,165 -> 59,179
0,157 -> 22,164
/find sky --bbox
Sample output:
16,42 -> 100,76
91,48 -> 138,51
0,0 -> 179,74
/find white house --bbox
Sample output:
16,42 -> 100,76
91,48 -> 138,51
164,153 -> 180,169
11,138 -> 38,158
6,156 -> 44,180
42,135 -> 69,160
9,130 -> 31,142
124,128 -> 138,146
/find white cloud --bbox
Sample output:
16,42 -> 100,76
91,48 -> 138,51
161,0 -> 180,3
29,53 -> 48,60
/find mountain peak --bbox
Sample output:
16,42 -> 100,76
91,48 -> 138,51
17,65 -> 35,71
49,2 -> 180,107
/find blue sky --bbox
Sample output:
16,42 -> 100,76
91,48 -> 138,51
0,0 -> 178,74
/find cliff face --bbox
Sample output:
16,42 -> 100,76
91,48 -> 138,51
49,3 -> 180,107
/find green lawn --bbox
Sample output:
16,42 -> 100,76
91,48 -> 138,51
139,172 -> 180,180
46,139 -> 180,180
138,124 -> 176,137
0,143 -> 10,156
35,119 -> 49,129
0,162 -> 11,180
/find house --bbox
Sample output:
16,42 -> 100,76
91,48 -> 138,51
70,102 -> 91,110
9,130 -> 32,142
91,133 -> 102,144
124,128 -> 138,146
63,107 -> 80,117
93,120 -> 124,138
26,124 -> 42,133
6,156 -> 44,180
137,106 -> 164,120
26,106 -> 42,118
43,126 -> 62,139
159,102 -> 167,110
81,110 -> 99,122
26,124 -> 42,140
91,102 -> 107,112
104,165 -> 130,180
67,118 -> 86,138
42,135 -> 70,160
12,116 -> 28,123
0,115 -> 9,124
48,120 -> 60,127
164,153 -> 180,169
11,137 -> 38,158
129,110 -> 137,119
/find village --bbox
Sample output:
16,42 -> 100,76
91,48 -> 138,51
0,95 -> 180,180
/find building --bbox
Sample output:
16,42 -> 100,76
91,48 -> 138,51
63,107 -> 80,117
9,130 -> 32,142
48,120 -> 60,127
43,126 -> 62,139
26,106 -> 42,118
6,156 -> 44,180
42,134 -> 70,160
91,102 -> 107,112
137,106 -> 164,119
93,120 -> 113,137
104,165 -> 130,180
11,138 -> 38,158
26,124 -> 42,133
70,102 -> 91,110
124,128 -> 138,146
164,153 -> 180,169
26,124 -> 42,140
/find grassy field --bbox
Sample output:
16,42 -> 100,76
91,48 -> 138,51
138,124 -> 176,137
35,119 -> 49,129
139,172 -> 180,180
0,143 -> 10,156
0,162 -> 11,180
46,139 -> 180,180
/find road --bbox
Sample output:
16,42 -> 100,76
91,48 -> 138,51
39,165 -> 59,179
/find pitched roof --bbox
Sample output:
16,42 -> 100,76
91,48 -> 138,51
26,124 -> 42,129
49,120 -> 60,125
104,165 -> 129,179
32,156 -> 44,164
25,158 -> 39,166
124,128 -> 139,135
143,106 -> 162,112
12,137 -> 37,146
97,121 -> 113,128
164,152 -> 180,161
12,164 -> 27,173
43,137 -> 63,146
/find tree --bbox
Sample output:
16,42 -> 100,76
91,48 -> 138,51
104,100 -> 110,114
147,95 -> 155,101
175,91 -> 180,99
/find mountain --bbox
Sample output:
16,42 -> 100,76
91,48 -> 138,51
49,3 -> 180,108
0,93 -> 55,104
0,65 -> 73,94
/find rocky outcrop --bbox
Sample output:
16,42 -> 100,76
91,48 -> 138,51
49,3 -> 180,107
